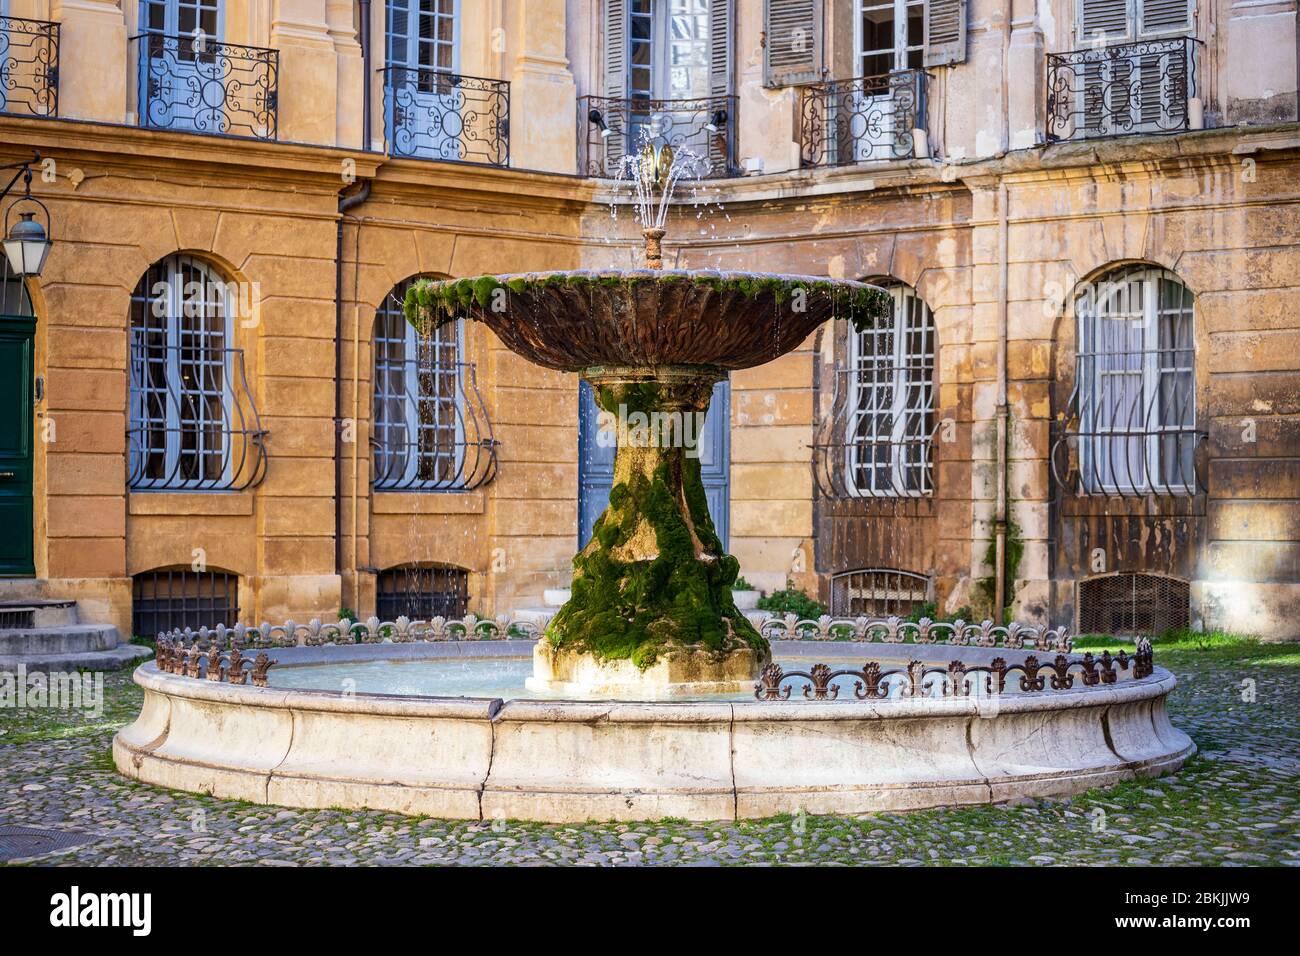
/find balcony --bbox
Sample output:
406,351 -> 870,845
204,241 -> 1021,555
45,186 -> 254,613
580,95 -> 736,179
131,33 -> 278,140
0,16 -> 59,118
800,71 -> 927,168
381,67 -> 509,167
1046,37 -> 1202,142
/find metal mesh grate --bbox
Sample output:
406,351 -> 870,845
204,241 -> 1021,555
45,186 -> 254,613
0,826 -> 96,862
376,564 -> 470,621
831,568 -> 930,617
1078,573 -> 1190,637
132,568 -> 240,637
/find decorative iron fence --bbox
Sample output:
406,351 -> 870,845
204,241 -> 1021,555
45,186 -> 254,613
800,71 -> 926,168
0,17 -> 58,117
127,339 -> 268,491
381,67 -> 509,166
371,355 -> 497,491
756,639 -> 1153,701
1046,37 -> 1201,142
131,33 -> 278,139
580,94 -> 736,179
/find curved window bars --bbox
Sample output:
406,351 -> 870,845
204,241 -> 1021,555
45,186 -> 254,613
127,255 -> 267,492
814,282 -> 935,498
371,277 -> 497,492
1052,266 -> 1203,498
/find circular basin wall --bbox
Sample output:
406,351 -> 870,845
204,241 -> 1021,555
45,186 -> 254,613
112,640 -> 1194,823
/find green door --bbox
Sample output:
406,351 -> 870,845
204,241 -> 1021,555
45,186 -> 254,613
0,314 -> 35,576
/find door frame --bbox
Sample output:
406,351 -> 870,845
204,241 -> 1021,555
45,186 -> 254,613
0,312 -> 36,577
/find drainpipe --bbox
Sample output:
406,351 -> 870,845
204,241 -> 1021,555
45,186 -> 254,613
335,179 -> 371,598
994,179 -> 1009,623
359,0 -> 372,150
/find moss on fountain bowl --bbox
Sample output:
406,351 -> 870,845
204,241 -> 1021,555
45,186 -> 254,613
403,269 -> 890,373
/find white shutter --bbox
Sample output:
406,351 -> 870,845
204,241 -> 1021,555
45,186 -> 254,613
925,0 -> 968,67
1079,0 -> 1133,44
710,0 -> 733,97
763,0 -> 819,87
1138,0 -> 1193,36
604,0 -> 627,98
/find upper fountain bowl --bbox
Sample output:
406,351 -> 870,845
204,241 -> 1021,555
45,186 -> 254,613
404,269 -> 891,373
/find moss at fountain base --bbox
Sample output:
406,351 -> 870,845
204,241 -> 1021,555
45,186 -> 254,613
543,367 -> 768,673
526,639 -> 767,698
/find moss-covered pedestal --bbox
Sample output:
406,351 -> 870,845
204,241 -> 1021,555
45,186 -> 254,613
528,365 -> 769,697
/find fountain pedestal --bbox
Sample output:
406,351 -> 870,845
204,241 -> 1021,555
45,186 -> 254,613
535,365 -> 769,696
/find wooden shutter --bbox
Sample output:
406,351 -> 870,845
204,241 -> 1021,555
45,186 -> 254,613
602,0 -> 628,172
604,0 -> 628,98
1079,0 -> 1132,43
925,0 -> 968,66
763,0 -> 819,87
710,0 -> 733,97
1138,0 -> 1193,36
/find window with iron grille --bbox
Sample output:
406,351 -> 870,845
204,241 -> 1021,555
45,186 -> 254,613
132,567 -> 240,637
845,282 -> 935,496
1074,265 -> 1196,495
1077,572 -> 1189,636
372,276 -> 496,491
831,568 -> 930,617
375,564 -> 470,620
127,254 -> 266,491
387,0 -> 456,75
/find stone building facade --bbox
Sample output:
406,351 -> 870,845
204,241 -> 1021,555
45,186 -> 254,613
0,0 -> 1297,639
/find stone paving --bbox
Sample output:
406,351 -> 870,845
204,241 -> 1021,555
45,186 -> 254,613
2,641 -> 1298,866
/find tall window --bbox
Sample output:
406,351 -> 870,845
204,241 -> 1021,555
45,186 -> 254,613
1075,266 -> 1196,495
140,0 -> 220,45
372,277 -> 466,490
629,0 -> 713,100
129,255 -> 237,490
386,0 -> 456,74
1077,0 -> 1195,44
857,0 -> 923,76
845,282 -> 934,496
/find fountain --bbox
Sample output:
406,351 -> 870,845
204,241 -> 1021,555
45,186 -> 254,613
111,141 -> 1193,823
402,142 -> 889,697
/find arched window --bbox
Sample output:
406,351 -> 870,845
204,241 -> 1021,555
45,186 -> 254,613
376,563 -> 469,620
1073,265 -> 1195,495
132,566 -> 240,636
844,281 -> 935,496
1078,572 -> 1190,637
372,276 -> 494,491
127,254 -> 265,491
831,568 -> 930,617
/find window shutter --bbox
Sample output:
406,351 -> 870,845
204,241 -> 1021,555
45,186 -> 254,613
925,0 -> 967,66
604,0 -> 627,99
1079,0 -> 1132,43
763,0 -> 819,87
1138,0 -> 1193,36
710,0 -> 733,97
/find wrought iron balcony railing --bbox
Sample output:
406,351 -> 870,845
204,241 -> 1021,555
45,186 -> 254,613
128,340 -> 268,492
0,17 -> 59,118
1046,37 -> 1201,142
131,32 -> 278,140
371,356 -> 497,492
800,71 -> 926,168
381,67 -> 509,167
580,95 -> 737,179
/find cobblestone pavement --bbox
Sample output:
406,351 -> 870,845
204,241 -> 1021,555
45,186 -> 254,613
2,641 -> 1298,866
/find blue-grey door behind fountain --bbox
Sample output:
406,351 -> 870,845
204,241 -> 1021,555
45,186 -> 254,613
578,379 -> 730,549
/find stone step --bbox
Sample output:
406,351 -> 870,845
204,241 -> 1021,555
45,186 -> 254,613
0,643 -> 153,674
0,624 -> 121,657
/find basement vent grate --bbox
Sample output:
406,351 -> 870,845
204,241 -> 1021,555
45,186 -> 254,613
0,826 -> 97,862
1078,573 -> 1190,637
0,610 -> 36,629
831,568 -> 931,618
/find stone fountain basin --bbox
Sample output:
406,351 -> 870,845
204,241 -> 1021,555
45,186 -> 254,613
113,640 -> 1194,822
409,270 -> 884,372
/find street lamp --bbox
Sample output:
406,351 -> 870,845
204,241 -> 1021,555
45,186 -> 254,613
2,153 -> 52,279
